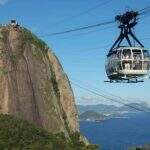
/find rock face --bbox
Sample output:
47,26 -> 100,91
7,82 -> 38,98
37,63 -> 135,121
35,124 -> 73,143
0,25 -> 79,135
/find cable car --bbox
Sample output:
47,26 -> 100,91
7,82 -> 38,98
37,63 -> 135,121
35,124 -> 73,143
106,47 -> 150,82
105,11 -> 150,83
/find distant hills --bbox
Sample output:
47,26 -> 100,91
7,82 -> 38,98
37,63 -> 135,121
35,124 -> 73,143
128,144 -> 150,150
77,102 -> 150,115
79,111 -> 106,121
77,102 -> 150,121
78,104 -> 118,114
119,102 -> 150,112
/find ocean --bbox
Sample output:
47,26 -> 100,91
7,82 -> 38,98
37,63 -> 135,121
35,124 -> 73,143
80,112 -> 150,150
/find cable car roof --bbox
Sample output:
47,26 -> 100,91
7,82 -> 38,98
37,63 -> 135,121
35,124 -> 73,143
107,46 -> 149,57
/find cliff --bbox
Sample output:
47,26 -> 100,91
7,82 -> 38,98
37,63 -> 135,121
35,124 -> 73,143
0,24 -> 79,136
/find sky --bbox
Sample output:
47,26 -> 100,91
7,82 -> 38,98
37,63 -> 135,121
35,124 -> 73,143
0,0 -> 150,106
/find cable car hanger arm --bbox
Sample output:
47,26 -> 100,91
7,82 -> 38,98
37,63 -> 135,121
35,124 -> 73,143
109,11 -> 144,54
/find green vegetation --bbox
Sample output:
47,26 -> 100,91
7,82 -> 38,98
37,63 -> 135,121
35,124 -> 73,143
22,27 -> 47,50
0,114 -> 98,150
21,27 -> 49,63
0,67 -> 8,76
0,50 -> 5,59
50,70 -> 60,97
1,28 -> 9,44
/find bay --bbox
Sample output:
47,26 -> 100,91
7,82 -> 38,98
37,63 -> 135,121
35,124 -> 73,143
80,113 -> 150,150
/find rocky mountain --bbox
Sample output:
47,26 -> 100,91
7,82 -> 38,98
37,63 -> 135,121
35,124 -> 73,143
0,24 -> 79,137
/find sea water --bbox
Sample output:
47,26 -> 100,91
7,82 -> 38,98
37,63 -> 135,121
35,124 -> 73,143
80,113 -> 150,150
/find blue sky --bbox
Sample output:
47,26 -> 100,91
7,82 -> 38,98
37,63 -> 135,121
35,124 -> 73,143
0,0 -> 150,106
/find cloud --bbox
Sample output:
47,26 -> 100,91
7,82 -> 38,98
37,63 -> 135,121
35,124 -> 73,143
0,0 -> 8,5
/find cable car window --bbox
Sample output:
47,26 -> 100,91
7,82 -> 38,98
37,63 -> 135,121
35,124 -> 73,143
132,49 -> 142,70
118,61 -> 122,70
109,51 -> 117,59
133,61 -> 142,70
148,62 -> 150,70
132,49 -> 142,60
143,61 -> 150,70
122,49 -> 131,59
143,50 -> 150,60
122,60 -> 132,70
116,51 -> 121,59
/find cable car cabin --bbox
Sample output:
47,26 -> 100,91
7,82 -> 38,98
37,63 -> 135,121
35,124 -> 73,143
105,47 -> 150,82
105,11 -> 150,83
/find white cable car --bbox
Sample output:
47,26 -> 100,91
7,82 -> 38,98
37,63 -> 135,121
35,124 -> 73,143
105,11 -> 150,83
106,47 -> 150,82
